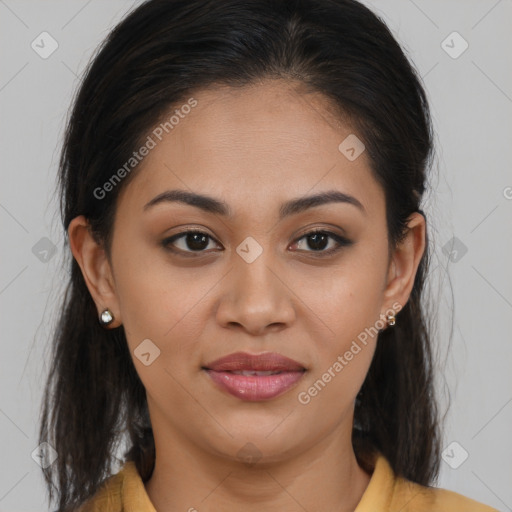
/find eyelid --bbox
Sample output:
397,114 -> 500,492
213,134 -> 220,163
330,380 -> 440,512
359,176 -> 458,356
161,227 -> 352,256
161,229 -> 222,256
291,228 -> 352,256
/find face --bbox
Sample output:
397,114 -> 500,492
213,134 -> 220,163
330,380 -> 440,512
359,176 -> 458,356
72,80 -> 421,464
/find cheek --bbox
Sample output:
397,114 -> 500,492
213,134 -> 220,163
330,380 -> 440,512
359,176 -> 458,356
295,244 -> 387,401
295,273 -> 383,413
111,241 -> 210,363
304,247 -> 388,346
111,248 -> 213,411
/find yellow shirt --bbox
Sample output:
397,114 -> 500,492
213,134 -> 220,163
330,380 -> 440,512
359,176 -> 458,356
78,452 -> 499,511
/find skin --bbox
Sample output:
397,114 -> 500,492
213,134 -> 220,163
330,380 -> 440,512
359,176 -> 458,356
69,79 -> 425,512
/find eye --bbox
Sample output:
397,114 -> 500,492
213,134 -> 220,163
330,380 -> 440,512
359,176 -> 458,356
162,228 -> 352,257
162,230 -> 221,255
290,229 -> 352,256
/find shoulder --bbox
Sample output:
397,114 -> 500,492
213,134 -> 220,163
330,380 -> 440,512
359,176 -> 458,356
391,475 -> 500,512
75,464 -> 127,512
356,452 -> 499,512
76,460 -> 155,512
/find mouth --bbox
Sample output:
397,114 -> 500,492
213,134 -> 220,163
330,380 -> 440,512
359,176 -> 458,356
227,370 -> 290,376
202,352 -> 307,401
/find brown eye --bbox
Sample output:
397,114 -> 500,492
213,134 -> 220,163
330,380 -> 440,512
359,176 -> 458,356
162,230 -> 221,255
291,230 -> 352,256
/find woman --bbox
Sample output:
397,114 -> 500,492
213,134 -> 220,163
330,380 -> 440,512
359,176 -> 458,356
38,0 -> 498,510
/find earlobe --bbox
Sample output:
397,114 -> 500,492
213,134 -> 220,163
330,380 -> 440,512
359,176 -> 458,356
382,212 -> 426,311
67,216 -> 122,327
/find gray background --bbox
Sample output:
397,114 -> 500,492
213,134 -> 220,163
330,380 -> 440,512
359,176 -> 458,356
1,1 -> 511,510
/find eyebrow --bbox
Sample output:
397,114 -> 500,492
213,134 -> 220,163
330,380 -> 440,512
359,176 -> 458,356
143,188 -> 366,219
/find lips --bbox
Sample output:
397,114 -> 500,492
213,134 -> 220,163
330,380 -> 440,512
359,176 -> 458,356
203,352 -> 306,401
204,351 -> 306,372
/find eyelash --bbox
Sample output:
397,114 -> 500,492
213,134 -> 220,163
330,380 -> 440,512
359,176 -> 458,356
161,228 -> 352,258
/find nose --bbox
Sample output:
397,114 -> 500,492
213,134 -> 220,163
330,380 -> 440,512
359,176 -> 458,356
215,246 -> 296,336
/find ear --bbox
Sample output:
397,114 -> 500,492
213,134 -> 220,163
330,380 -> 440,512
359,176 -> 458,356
67,215 -> 122,327
382,212 -> 426,315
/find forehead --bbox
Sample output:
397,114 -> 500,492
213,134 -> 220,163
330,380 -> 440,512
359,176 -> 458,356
117,79 -> 384,219
169,80 -> 352,167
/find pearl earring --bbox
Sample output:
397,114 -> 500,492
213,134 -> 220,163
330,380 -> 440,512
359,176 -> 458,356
99,309 -> 114,326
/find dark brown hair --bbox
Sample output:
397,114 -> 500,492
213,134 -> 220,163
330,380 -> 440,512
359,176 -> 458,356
39,0 -> 440,510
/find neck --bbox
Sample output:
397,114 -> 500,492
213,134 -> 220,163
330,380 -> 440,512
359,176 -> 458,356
144,424 -> 372,512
